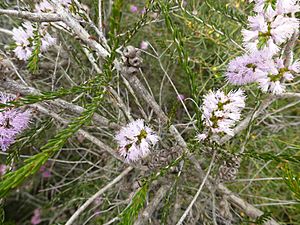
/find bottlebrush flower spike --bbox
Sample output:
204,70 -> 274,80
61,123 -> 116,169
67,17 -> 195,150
0,93 -> 31,151
12,22 -> 34,61
250,0 -> 300,15
115,119 -> 158,162
242,14 -> 299,55
226,51 -> 273,85
243,0 -> 299,55
257,58 -> 299,94
198,89 -> 246,141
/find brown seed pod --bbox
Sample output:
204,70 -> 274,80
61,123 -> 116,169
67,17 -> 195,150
123,46 -> 138,58
128,56 -> 143,67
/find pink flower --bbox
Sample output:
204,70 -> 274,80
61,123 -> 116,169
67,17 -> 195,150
196,133 -> 207,142
115,119 -> 158,162
42,170 -> 51,178
177,94 -> 185,101
41,33 -> 56,52
201,89 -> 246,137
226,51 -> 272,85
0,164 -> 7,176
256,58 -> 298,95
140,41 -> 149,50
12,22 -> 34,61
40,165 -> 52,178
31,209 -> 41,225
141,7 -> 146,14
242,5 -> 299,55
12,21 -> 56,61
130,5 -> 138,13
0,93 -> 31,151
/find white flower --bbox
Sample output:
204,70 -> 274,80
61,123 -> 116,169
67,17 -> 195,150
41,33 -> 56,51
251,0 -> 299,15
35,0 -> 53,12
115,119 -> 158,162
12,21 -> 56,60
256,58 -> 298,95
242,10 -> 299,55
196,133 -> 207,142
35,0 -> 71,12
201,89 -> 246,137
12,23 -> 35,60
226,51 -> 273,85
288,60 -> 300,73
271,16 -> 299,44
276,0 -> 300,14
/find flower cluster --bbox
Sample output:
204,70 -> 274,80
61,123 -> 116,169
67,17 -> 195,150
226,51 -> 272,85
0,93 -> 31,151
226,0 -> 300,94
197,89 -> 246,141
244,0 -> 299,54
257,58 -> 300,94
12,22 -> 56,61
115,119 -> 158,162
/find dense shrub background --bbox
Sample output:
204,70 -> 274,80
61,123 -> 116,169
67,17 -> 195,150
0,0 -> 300,224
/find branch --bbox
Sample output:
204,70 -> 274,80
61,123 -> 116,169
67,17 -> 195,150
65,166 -> 133,225
0,9 -> 61,22
0,78 -> 120,130
134,185 -> 170,225
278,92 -> 300,99
49,0 -> 110,58
35,104 -> 125,162
176,151 -> 216,225
217,184 -> 279,225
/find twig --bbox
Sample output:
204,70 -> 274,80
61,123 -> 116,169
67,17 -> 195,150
217,184 -> 279,225
0,78 -> 120,130
0,9 -> 61,22
49,0 -> 110,58
65,166 -> 133,225
176,151 -> 216,225
134,185 -> 170,225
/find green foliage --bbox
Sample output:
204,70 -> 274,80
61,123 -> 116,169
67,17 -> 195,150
245,151 -> 300,164
119,184 -> 149,225
0,87 -> 106,198
158,0 -> 198,99
204,0 -> 247,25
0,84 -> 93,109
161,177 -> 178,224
27,28 -> 42,73
123,0 -> 155,45
281,164 -> 300,200
108,0 -> 123,48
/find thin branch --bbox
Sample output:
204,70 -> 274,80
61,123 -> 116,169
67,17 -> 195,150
65,166 -> 133,225
0,78 -> 120,130
134,185 -> 170,225
0,9 -> 61,22
50,0 -> 110,58
176,151 -> 216,225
